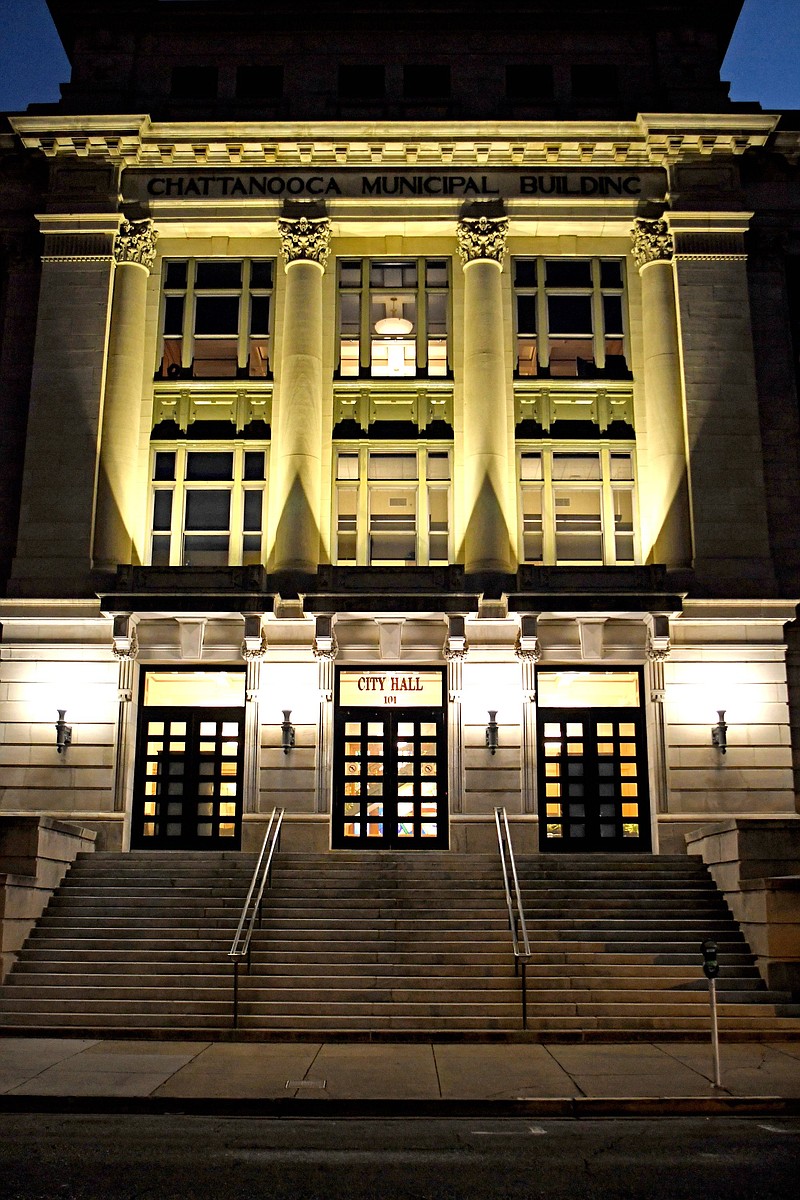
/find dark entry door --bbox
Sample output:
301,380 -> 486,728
537,708 -> 650,852
332,707 -> 448,848
132,707 -> 244,850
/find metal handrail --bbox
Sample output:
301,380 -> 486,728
494,806 -> 531,1029
229,807 -> 284,1029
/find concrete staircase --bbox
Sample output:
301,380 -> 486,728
0,850 -> 798,1040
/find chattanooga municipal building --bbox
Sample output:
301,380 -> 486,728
0,0 -> 799,1038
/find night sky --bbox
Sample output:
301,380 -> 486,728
0,0 -> 798,112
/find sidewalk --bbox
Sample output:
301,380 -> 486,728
1,1037 -> 799,1115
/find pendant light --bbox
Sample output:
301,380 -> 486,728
374,296 -> 413,336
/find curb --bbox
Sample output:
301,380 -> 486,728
0,1096 -> 798,1118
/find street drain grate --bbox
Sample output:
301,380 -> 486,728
286,1079 -> 327,1089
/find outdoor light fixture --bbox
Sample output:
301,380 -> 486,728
712,709 -> 728,754
55,709 -> 72,755
486,710 -> 499,755
281,709 -> 296,755
374,297 -> 413,337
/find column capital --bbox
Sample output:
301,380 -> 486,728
631,217 -> 674,270
113,219 -> 157,272
278,215 -> 331,270
457,215 -> 508,266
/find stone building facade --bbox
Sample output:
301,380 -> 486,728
0,0 -> 798,859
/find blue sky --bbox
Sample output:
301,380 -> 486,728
0,0 -> 798,112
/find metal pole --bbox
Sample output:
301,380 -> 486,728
521,962 -> 528,1031
709,975 -> 722,1088
233,960 -> 239,1030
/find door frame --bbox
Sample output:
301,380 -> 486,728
331,665 -> 449,850
535,665 -> 651,853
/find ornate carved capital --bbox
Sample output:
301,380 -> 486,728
313,634 -> 338,663
114,219 -> 157,271
278,216 -> 331,269
457,215 -> 508,266
631,217 -> 674,270
646,633 -> 671,663
241,634 -> 268,662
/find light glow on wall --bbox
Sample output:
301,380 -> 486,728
461,662 -> 521,724
260,662 -> 319,725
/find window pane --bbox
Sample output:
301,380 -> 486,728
165,262 -> 188,289
192,339 -> 238,378
151,535 -> 171,566
552,453 -> 601,481
195,262 -> 242,290
610,453 -> 633,481
520,453 -> 543,481
369,488 -> 416,562
186,452 -> 233,481
426,260 -> 448,287
428,488 -> 449,561
514,259 -> 538,287
555,488 -> 603,561
153,452 -> 176,482
163,295 -> 184,336
426,292 -> 447,336
183,535 -> 229,566
614,488 -> 635,562
548,294 -> 593,333
339,292 -> 360,335
250,295 -> 269,336
521,486 -> 543,561
600,260 -> 623,289
517,294 -> 537,334
370,261 -> 417,289
426,452 -> 450,480
250,260 -> 273,289
243,490 -> 263,532
194,296 -> 240,335
244,451 -> 265,481
337,453 -> 359,481
368,454 -> 417,480
339,260 -> 362,288
603,294 -> 623,336
185,491 -> 231,531
546,260 -> 592,288
152,490 -> 173,531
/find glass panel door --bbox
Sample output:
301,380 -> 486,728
132,706 -> 244,849
332,707 -> 447,848
537,708 -> 650,852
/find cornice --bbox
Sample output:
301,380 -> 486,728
7,113 -> 782,171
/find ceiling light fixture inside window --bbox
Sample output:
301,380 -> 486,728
374,297 -> 413,336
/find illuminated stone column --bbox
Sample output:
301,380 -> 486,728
272,215 -> 331,577
631,218 -> 691,568
241,615 -> 268,818
94,219 -> 157,570
457,214 -> 514,577
314,615 -> 337,815
516,615 -> 541,816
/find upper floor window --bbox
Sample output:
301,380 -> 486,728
519,446 -> 636,565
157,259 -> 273,380
514,258 -> 628,379
338,259 -> 449,379
149,444 -> 267,567
170,66 -> 218,100
334,446 -> 451,566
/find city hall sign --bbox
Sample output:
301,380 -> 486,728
125,169 -> 665,202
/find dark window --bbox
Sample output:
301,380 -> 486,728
243,491 -> 263,531
184,492 -> 231,531
195,261 -> 242,290
548,295 -> 593,334
250,296 -> 269,336
546,260 -> 592,288
170,66 -> 218,100
250,261 -> 273,289
514,260 -> 538,288
403,65 -> 450,99
338,65 -> 385,99
152,491 -> 173,531
185,452 -> 234,482
194,296 -> 240,336
571,65 -> 618,99
517,295 -> 537,335
235,65 -> 283,99
163,296 -> 184,336
243,451 -> 266,482
165,262 -> 188,289
153,452 -> 176,482
506,65 -> 554,100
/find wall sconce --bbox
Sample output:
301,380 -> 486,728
55,710 -> 72,755
486,710 -> 499,755
281,709 -> 295,755
712,709 -> 728,754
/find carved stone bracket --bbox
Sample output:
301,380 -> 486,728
112,615 -> 139,703
114,219 -> 157,271
516,641 -> 541,702
457,215 -> 508,266
314,634 -> 338,702
278,215 -> 332,269
631,217 -> 674,270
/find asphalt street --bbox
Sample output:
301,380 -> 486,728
1,1114 -> 798,1200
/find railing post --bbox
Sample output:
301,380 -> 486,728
521,961 -> 528,1031
233,960 -> 239,1029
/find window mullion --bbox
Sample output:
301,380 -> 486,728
172,447 -> 187,565
182,262 -> 195,370
542,448 -> 556,563
417,449 -> 429,565
360,261 -> 370,371
600,446 -> 615,564
357,445 -> 369,564
238,260 -> 251,371
229,447 -> 245,565
537,262 -> 549,369
417,257 -> 427,372
591,260 -> 605,370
